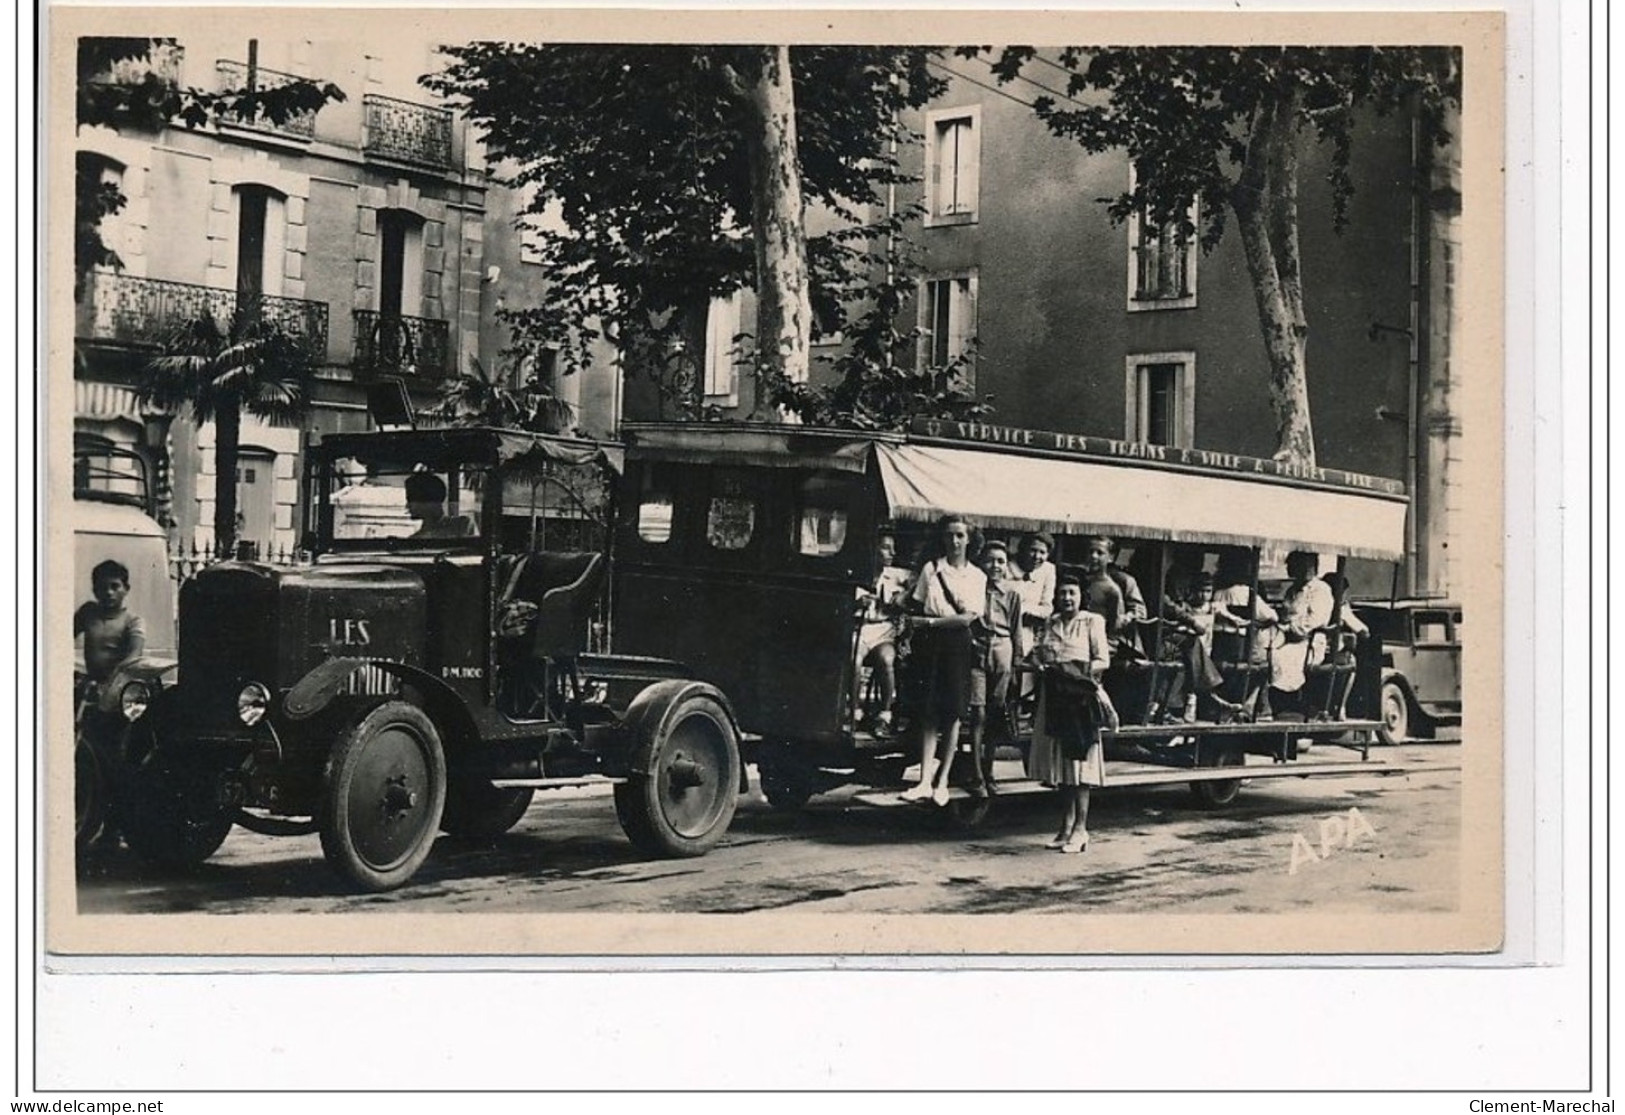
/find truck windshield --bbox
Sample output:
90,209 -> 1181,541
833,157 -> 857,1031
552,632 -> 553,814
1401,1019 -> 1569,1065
323,458 -> 483,548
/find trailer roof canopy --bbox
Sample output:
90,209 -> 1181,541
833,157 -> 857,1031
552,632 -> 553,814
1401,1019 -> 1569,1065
874,442 -> 1408,560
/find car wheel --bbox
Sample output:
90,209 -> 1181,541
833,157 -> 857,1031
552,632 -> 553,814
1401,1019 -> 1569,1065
319,701 -> 447,892
1378,681 -> 1411,745
614,692 -> 740,857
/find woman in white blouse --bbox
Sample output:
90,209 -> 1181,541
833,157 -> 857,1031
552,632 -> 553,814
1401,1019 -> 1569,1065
898,515 -> 987,807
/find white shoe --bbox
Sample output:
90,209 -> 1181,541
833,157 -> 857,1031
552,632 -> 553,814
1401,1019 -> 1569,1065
1297,738 -> 1314,753
899,783 -> 932,802
931,785 -> 950,807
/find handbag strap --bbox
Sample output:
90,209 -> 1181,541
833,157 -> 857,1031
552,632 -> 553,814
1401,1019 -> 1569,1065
934,564 -> 970,616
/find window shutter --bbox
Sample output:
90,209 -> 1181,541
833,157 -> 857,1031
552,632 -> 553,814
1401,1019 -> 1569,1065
957,119 -> 980,217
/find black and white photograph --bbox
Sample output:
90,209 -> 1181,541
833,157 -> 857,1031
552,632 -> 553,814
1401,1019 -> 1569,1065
48,7 -> 1504,962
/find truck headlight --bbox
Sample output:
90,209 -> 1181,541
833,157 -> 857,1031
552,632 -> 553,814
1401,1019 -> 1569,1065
236,682 -> 272,727
118,681 -> 151,723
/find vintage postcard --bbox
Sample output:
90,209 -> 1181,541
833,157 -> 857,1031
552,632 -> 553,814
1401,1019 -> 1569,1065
45,5 -> 1506,957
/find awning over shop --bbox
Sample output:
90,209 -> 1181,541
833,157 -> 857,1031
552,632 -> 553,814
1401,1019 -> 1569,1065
623,424 -> 876,473
74,381 -> 145,424
874,443 -> 1408,560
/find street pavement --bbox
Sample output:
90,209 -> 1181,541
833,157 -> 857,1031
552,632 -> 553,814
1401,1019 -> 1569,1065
75,743 -> 1463,917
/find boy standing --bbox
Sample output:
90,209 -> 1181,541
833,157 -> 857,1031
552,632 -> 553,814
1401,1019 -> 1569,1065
75,559 -> 146,686
966,541 -> 1024,797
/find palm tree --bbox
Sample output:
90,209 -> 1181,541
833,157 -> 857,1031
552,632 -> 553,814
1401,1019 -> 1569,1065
434,353 -> 576,435
139,305 -> 319,553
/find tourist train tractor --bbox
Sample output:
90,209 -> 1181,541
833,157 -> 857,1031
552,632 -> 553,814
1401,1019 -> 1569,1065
613,419 -> 1459,826
118,427 -> 742,892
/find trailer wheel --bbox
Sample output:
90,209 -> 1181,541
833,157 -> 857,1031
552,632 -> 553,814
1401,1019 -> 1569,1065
944,794 -> 993,830
757,745 -> 818,812
439,780 -> 535,840
1189,744 -> 1246,808
320,701 -> 446,892
614,692 -> 740,857
1378,681 -> 1411,744
119,754 -> 235,867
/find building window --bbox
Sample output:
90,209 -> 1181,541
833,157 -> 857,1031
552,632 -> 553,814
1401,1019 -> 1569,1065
703,291 -> 744,404
1126,171 -> 1198,310
519,223 -> 545,265
918,272 -> 978,375
925,106 -> 981,228
234,184 -> 287,298
1124,353 -> 1196,448
376,208 -> 425,317
78,153 -> 130,269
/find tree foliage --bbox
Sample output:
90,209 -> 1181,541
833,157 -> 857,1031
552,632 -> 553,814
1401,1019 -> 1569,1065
138,307 -> 322,548
964,46 -> 1460,463
432,353 -> 576,435
424,45 -> 956,421
75,37 -> 346,293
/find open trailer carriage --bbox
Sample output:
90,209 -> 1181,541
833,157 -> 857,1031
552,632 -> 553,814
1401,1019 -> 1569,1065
614,418 -> 1454,824
113,426 -> 746,892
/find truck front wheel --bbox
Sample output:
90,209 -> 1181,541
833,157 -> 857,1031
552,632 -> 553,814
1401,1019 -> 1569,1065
320,701 -> 446,892
614,692 -> 740,857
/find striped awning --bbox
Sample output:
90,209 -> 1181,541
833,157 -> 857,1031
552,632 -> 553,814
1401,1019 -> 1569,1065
74,381 -> 146,424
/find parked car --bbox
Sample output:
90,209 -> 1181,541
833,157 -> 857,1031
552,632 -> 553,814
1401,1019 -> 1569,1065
1350,599 -> 1463,743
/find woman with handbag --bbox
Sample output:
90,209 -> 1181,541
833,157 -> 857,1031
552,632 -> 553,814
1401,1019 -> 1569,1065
898,514 -> 987,807
1027,572 -> 1112,853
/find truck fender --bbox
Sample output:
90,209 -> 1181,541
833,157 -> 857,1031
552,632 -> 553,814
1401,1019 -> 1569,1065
283,657 -> 479,752
619,678 -> 745,790
93,656 -> 178,716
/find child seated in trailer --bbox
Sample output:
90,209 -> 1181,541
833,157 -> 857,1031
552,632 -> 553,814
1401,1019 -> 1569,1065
1209,550 -> 1279,719
853,528 -> 915,737
1145,565 -> 1243,723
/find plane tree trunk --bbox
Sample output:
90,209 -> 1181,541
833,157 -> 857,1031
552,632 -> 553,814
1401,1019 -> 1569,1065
1230,88 -> 1316,467
738,45 -> 811,416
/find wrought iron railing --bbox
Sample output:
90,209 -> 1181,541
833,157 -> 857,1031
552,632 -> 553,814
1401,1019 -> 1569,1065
362,93 -> 454,168
215,59 -> 318,139
79,272 -> 329,360
351,310 -> 452,383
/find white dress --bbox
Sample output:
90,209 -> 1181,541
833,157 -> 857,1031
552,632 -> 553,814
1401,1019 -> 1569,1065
1026,610 -> 1111,787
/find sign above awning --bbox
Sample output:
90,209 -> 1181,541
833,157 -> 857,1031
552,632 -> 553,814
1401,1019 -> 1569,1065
875,442 -> 1408,560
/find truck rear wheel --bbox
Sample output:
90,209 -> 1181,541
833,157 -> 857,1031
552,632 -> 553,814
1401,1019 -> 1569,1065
614,692 -> 740,857
440,780 -> 535,840
320,701 -> 446,892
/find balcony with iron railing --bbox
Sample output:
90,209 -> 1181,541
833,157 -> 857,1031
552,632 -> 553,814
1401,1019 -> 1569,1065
351,310 -> 452,385
76,272 -> 330,361
215,59 -> 319,139
362,93 -> 454,169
